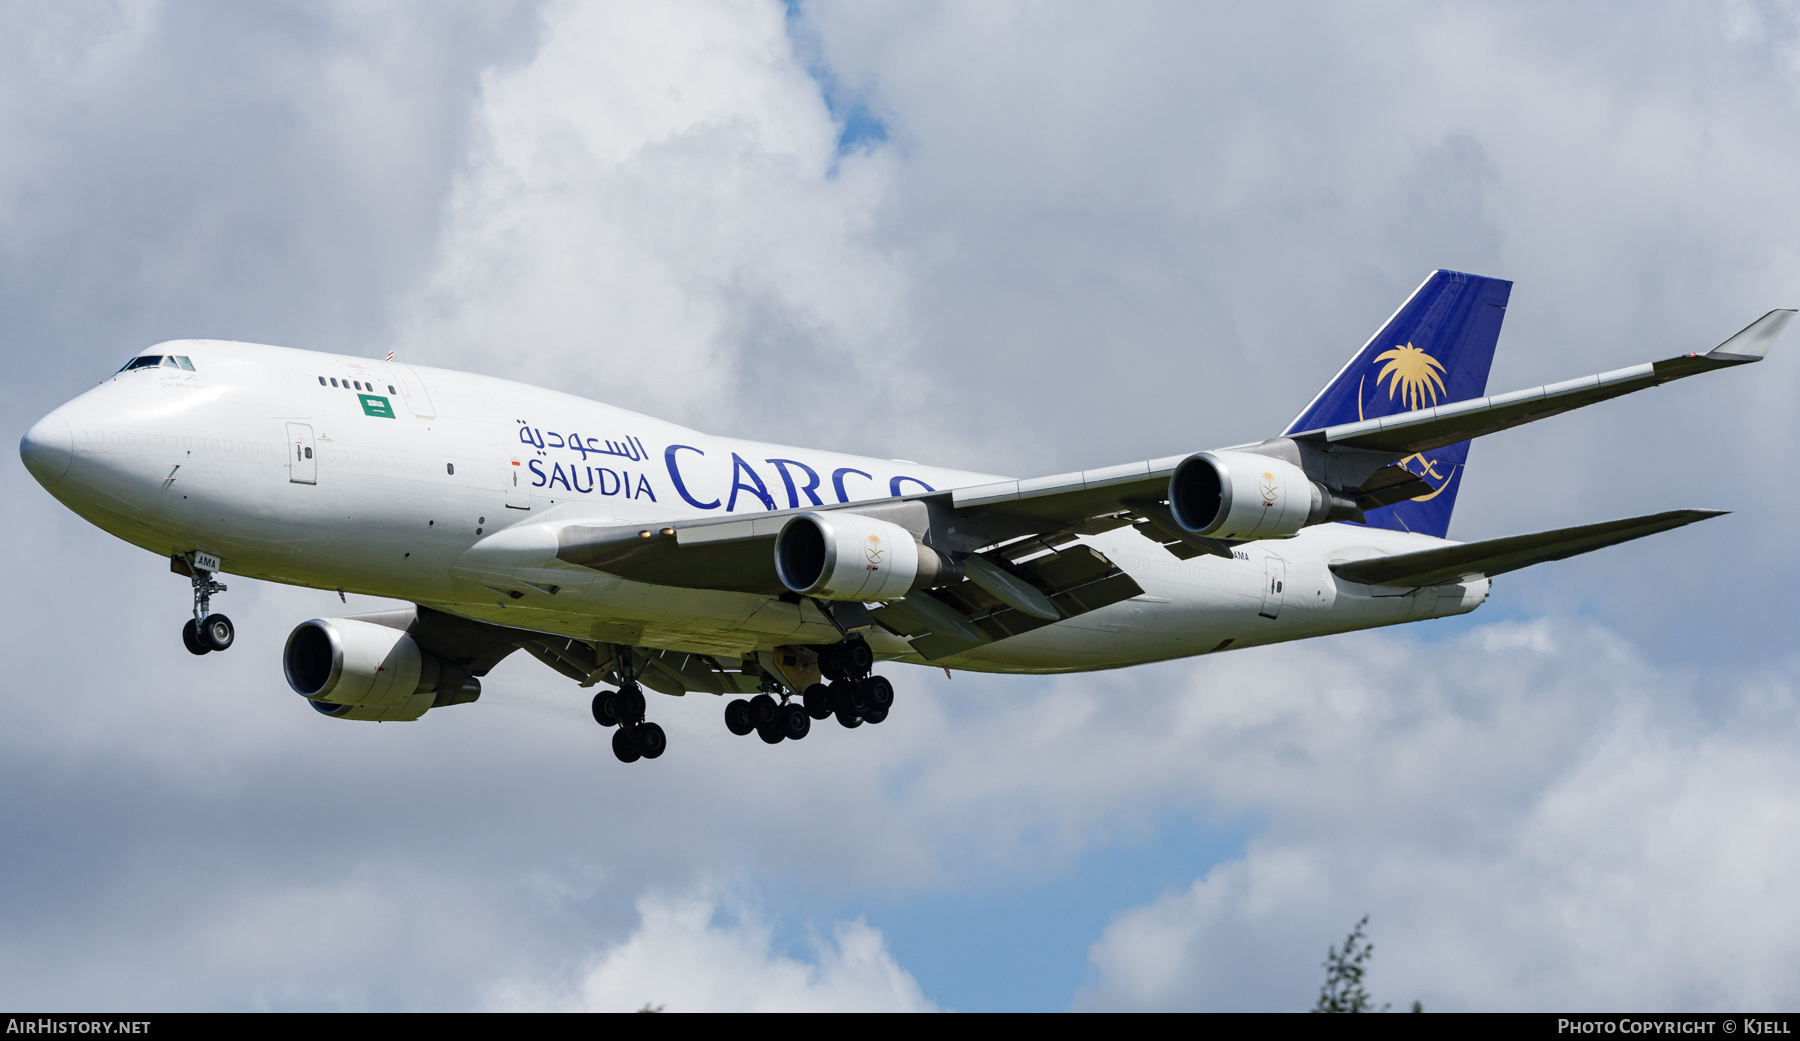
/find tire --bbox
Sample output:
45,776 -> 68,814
757,720 -> 786,744
592,690 -> 619,727
749,693 -> 779,727
618,683 -> 646,724
181,618 -> 210,656
834,704 -> 862,729
612,726 -> 641,763
844,640 -> 873,676
864,675 -> 894,711
862,702 -> 889,725
831,679 -> 868,716
802,683 -> 832,720
819,645 -> 845,682
201,614 -> 234,652
724,698 -> 755,736
779,702 -> 811,740
635,722 -> 667,759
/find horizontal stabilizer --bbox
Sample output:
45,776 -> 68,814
1330,509 -> 1726,588
1295,310 -> 1795,456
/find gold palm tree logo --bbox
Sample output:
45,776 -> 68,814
1373,343 -> 1447,412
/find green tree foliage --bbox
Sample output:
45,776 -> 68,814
1312,915 -> 1421,1013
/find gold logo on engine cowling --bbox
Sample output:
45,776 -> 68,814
1373,342 -> 1447,412
1260,471 -> 1277,506
865,534 -> 884,570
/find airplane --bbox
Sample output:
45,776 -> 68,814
19,271 -> 1792,763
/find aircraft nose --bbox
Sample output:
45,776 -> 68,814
20,411 -> 73,489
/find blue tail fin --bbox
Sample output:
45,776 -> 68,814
1284,270 -> 1512,539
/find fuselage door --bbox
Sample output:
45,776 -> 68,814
1259,556 -> 1286,619
505,456 -> 531,509
386,363 -> 436,419
286,422 -> 317,485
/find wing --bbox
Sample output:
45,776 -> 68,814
1329,509 -> 1725,588
1292,309 -> 1793,456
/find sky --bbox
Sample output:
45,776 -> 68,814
4,0 -> 1800,1012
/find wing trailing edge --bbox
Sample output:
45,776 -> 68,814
1329,509 -> 1727,588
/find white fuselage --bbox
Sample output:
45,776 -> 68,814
28,340 -> 1487,673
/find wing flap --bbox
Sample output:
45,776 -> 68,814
1330,509 -> 1726,588
889,542 -> 1143,661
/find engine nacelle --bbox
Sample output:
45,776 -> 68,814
773,512 -> 960,601
1169,451 -> 1336,540
283,617 -> 479,722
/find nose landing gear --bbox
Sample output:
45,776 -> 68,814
176,553 -> 233,655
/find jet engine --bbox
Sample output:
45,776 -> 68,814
1169,451 -> 1349,540
283,617 -> 480,722
773,512 -> 961,601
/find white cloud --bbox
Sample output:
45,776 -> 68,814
487,892 -> 934,1012
400,0 -> 916,448
1073,620 -> 1800,1011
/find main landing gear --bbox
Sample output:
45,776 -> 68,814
179,557 -> 234,656
591,655 -> 667,763
723,638 -> 895,745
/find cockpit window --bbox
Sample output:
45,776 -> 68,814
117,354 -> 198,374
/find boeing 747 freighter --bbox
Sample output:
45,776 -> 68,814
20,272 -> 1789,762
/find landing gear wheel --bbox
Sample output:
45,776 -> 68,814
635,722 -> 667,759
829,679 -> 867,717
592,691 -> 620,727
844,640 -> 874,676
201,614 -> 234,652
724,698 -> 754,736
819,645 -> 845,682
749,693 -> 779,728
864,675 -> 893,712
834,704 -> 863,729
181,618 -> 211,656
612,726 -> 642,763
863,702 -> 889,724
617,682 -> 646,724
779,702 -> 811,740
802,683 -> 832,720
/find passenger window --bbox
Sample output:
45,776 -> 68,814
318,376 -> 326,386
446,463 -> 454,475
387,385 -> 396,394
304,447 -> 312,459
176,357 -> 194,371
237,442 -> 246,453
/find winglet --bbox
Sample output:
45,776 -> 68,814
1708,309 -> 1795,362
